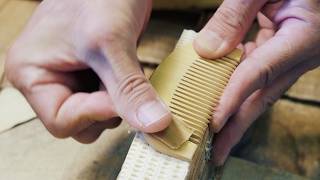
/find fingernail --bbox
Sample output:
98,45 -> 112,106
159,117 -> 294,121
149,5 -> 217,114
195,30 -> 225,57
137,100 -> 170,127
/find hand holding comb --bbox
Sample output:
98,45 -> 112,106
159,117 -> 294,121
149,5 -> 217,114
118,30 -> 243,180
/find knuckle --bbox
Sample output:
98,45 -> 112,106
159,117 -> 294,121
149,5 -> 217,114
45,116 -> 92,139
81,29 -> 126,65
257,62 -> 277,88
5,45 -> 39,93
44,121 -> 70,139
280,38 -> 296,59
9,66 -> 44,96
212,6 -> 248,37
261,94 -> 279,110
85,26 -> 123,52
5,46 -> 21,83
116,73 -> 152,106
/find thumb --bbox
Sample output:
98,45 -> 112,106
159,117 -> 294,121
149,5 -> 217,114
88,38 -> 172,133
194,0 -> 267,58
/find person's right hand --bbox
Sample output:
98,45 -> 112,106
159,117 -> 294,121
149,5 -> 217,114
5,0 -> 171,143
194,0 -> 320,165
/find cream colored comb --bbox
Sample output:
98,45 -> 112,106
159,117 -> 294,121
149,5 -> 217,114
118,30 -> 242,180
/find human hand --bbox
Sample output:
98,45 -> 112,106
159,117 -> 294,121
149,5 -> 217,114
194,0 -> 320,165
5,0 -> 171,143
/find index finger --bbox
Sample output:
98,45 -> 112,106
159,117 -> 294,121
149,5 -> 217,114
212,21 -> 313,132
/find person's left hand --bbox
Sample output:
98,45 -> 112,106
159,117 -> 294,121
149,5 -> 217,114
5,0 -> 171,144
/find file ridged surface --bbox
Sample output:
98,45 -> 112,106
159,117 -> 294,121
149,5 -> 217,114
117,133 -> 189,180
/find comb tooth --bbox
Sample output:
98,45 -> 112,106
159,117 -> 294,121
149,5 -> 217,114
170,106 -> 209,125
171,101 -> 210,120
183,76 -> 225,95
207,62 -> 234,74
179,78 -> 223,98
176,86 -> 218,105
206,58 -> 237,67
178,121 -> 205,143
173,112 -> 208,129
175,117 -> 207,134
193,132 -> 204,141
175,89 -> 215,107
171,113 -> 208,140
185,72 -> 226,88
188,67 -> 228,86
173,94 -> 213,112
207,59 -> 236,71
194,61 -> 231,80
190,136 -> 201,144
190,132 -> 205,143
211,59 -> 237,69
184,73 -> 225,91
221,57 -> 240,66
172,96 -> 212,115
191,64 -> 229,84
181,123 -> 205,137
196,60 -> 233,77
172,116 -> 206,138
178,81 -> 221,102
170,110 -> 209,128
189,137 -> 201,144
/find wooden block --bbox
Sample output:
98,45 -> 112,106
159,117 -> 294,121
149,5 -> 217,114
153,0 -> 222,10
0,87 -> 36,133
235,99 -> 320,179
286,68 -> 320,102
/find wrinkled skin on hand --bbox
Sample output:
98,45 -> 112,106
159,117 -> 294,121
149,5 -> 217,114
5,0 -> 171,143
5,0 -> 320,166
194,0 -> 320,165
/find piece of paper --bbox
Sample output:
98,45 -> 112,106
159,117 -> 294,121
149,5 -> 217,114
0,87 -> 36,132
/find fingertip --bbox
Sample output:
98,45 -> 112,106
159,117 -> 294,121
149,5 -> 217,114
193,33 -> 215,59
140,113 -> 172,133
73,128 -> 102,144
212,109 -> 229,133
212,136 -> 231,166
213,156 -> 227,167
73,134 -> 100,144
211,119 -> 223,133
244,42 -> 257,56
212,142 -> 229,166
135,99 -> 172,133
193,30 -> 229,59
